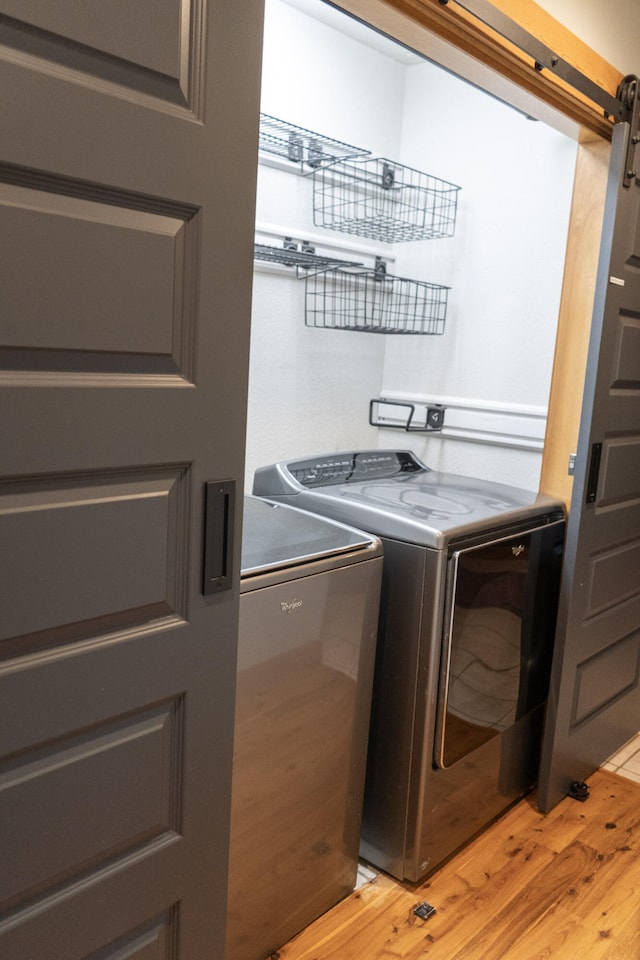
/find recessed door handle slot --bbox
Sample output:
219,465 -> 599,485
586,442 -> 602,504
202,480 -> 235,595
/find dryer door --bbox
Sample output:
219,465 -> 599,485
435,520 -> 564,769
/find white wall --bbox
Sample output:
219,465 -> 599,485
245,0 -> 406,487
377,59 -> 577,489
259,0 -> 408,156
245,0 -> 577,492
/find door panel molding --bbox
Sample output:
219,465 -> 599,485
612,316 -> 640,389
84,909 -> 180,960
0,1 -> 205,116
0,183 -> 199,381
587,542 -> 640,612
598,437 -> 640,504
0,465 -> 190,648
1,698 -> 184,914
571,631 -> 640,726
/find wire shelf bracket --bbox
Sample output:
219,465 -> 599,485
259,113 -> 370,172
254,239 -> 363,277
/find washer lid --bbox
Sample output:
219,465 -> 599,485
241,496 -> 377,576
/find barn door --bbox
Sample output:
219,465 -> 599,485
0,2 -> 263,957
538,77 -> 640,812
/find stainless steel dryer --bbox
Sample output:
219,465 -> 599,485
253,451 -> 565,882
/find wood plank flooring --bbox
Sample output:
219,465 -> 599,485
277,769 -> 640,959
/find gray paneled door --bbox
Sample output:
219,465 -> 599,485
0,2 -> 263,957
538,82 -> 640,812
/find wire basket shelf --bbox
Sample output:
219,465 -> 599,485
259,113 -> 369,169
305,260 -> 449,335
254,241 -> 362,274
313,157 -> 461,242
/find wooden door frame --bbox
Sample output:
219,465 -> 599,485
331,0 -> 621,507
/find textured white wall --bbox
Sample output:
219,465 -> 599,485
378,59 -> 577,489
245,244 -> 387,488
245,0 -> 577,492
259,0 -> 408,157
245,0 -> 403,488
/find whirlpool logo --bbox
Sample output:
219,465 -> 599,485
280,598 -> 303,614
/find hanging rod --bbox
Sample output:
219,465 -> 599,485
438,0 -> 627,122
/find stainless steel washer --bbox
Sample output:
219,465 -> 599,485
253,451 -> 565,881
226,497 -> 382,960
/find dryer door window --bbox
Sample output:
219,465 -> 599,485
434,521 -> 563,769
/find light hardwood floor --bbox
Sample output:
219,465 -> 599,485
277,768 -> 640,959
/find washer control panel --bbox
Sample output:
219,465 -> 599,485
288,450 -> 427,488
